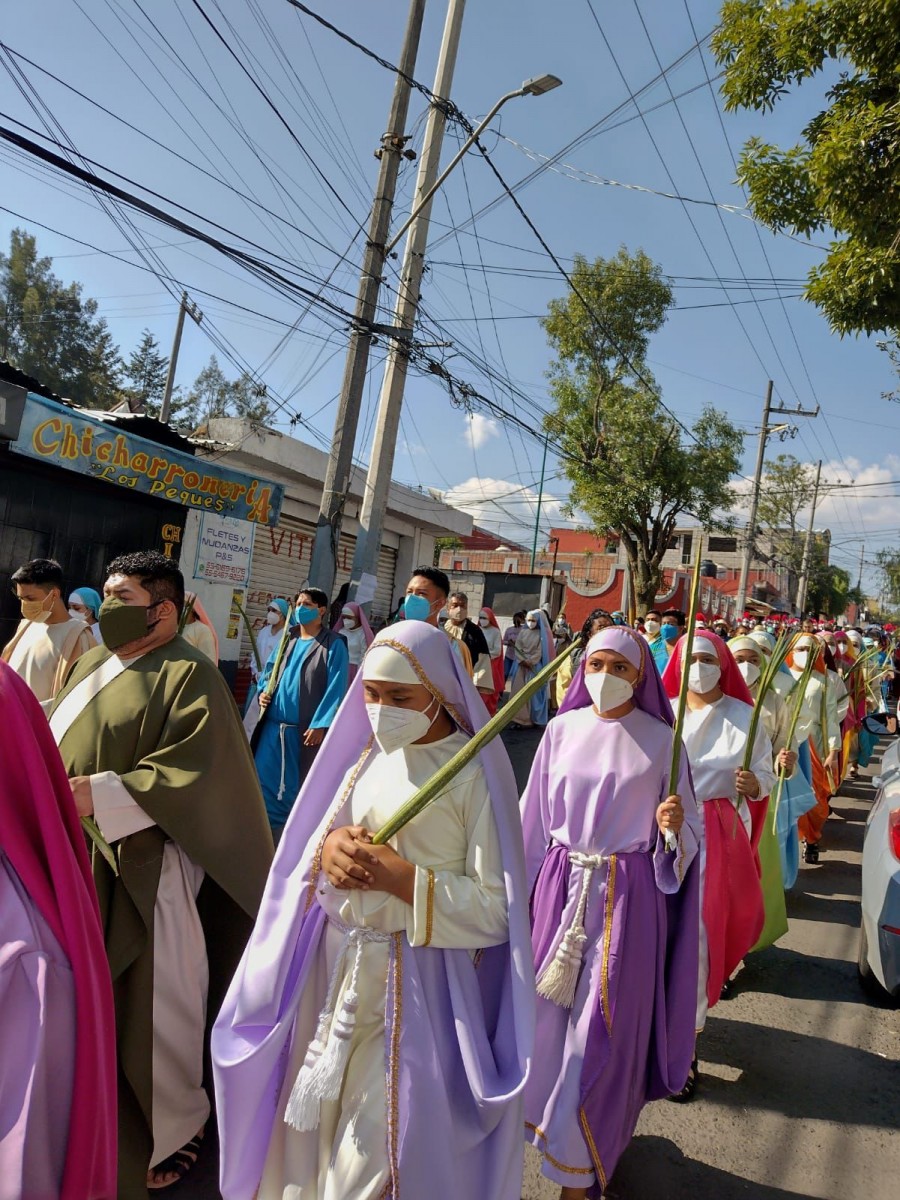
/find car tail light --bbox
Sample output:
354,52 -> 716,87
891,809 -> 900,862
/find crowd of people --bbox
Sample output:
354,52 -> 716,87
1,551 -> 894,1200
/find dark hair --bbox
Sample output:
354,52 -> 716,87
662,608 -> 686,627
299,587 -> 329,610
645,609 -> 661,619
580,608 -> 612,641
106,550 -> 185,611
409,565 -> 450,598
11,557 -> 64,590
448,591 -> 468,605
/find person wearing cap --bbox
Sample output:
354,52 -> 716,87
212,622 -> 534,1200
252,598 -> 289,683
521,626 -> 700,1193
662,631 -> 775,1099
68,586 -> 104,644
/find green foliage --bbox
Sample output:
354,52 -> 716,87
713,0 -> 900,335
807,549 -> 856,616
754,453 -> 819,604
124,328 -> 169,416
542,248 -> 743,611
182,355 -> 273,428
875,548 -> 900,608
433,536 -> 463,566
0,228 -> 124,406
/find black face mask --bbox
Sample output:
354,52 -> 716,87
98,597 -> 162,651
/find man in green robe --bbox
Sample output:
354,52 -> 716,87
50,550 -> 273,1197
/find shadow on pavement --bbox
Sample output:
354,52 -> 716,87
735,944 -> 859,1002
697,1015 -> 900,1129
610,1135 -> 824,1199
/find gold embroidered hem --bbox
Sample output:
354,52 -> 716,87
304,738 -> 374,912
526,1122 -> 594,1177
385,933 -> 404,1198
600,854 -> 617,1034
423,868 -> 435,946
578,1108 -> 609,1190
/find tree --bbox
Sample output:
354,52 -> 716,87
753,453 -> 818,604
433,536 -> 462,566
124,329 -> 169,415
182,355 -> 273,429
713,1 -> 900,337
0,228 -> 123,405
542,248 -> 744,613
875,548 -> 900,609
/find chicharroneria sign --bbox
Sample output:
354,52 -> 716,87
10,392 -> 284,527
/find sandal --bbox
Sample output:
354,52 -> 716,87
147,1127 -> 205,1191
667,1056 -> 698,1103
803,841 -> 820,864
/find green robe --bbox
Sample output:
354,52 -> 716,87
52,635 -> 274,1198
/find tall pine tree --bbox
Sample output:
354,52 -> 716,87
0,228 -> 123,406
124,328 -> 169,415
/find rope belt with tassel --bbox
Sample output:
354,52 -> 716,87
535,851 -> 609,1009
285,918 -> 396,1132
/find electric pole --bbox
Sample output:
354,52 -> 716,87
530,432 -> 550,572
734,383 -> 819,616
160,291 -> 202,424
795,459 -> 822,617
349,0 -> 466,601
308,0 -> 427,596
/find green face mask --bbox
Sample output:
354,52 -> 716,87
98,597 -> 160,651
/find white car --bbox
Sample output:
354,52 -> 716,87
858,738 -> 900,998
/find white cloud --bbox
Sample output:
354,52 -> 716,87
464,413 -> 499,450
440,475 -> 571,540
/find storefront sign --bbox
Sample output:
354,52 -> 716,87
10,393 -> 284,526
194,514 -> 255,586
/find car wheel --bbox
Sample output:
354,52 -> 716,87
857,921 -> 885,1000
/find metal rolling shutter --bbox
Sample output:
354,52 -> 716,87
240,514 -> 397,663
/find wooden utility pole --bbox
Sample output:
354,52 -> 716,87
160,291 -> 202,423
308,0 -> 427,596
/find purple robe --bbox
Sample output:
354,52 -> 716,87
212,622 -> 534,1199
521,627 -> 701,1196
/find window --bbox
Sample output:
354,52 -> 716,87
453,559 -> 466,571
681,533 -> 693,565
707,536 -> 738,554
503,557 -> 518,573
605,539 -> 619,555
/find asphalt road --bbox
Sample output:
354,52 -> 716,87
177,725 -> 900,1199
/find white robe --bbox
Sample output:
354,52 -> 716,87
49,655 -> 209,1168
682,695 -> 776,1030
259,729 -> 508,1199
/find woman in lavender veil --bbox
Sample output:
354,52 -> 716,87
521,626 -> 701,1199
212,621 -> 534,1199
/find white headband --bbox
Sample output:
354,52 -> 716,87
362,644 -> 420,685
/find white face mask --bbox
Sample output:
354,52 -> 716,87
737,660 -> 760,687
584,670 -> 634,714
342,616 -> 357,630
68,608 -> 85,621
366,695 -> 440,755
265,610 -> 281,626
448,607 -> 465,624
526,619 -> 538,629
479,616 -> 489,626
644,619 -> 661,636
792,650 -> 809,670
688,660 -> 721,694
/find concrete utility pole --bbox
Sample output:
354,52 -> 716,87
529,431 -> 550,572
735,383 -> 819,616
795,459 -> 822,616
160,291 -> 202,423
308,0 -> 427,597
349,0 -> 466,601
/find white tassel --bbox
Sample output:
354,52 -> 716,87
283,932 -> 363,1132
535,853 -> 605,1009
536,923 -> 587,1007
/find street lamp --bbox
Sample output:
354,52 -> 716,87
384,73 -> 563,255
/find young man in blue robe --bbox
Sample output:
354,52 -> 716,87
253,587 -> 349,838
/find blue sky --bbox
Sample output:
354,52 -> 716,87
2,0 -> 897,596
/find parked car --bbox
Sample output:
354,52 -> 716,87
858,739 -> 900,998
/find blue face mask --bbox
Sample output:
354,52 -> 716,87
660,623 -> 679,643
612,616 -> 625,626
295,604 -> 321,625
402,593 -> 432,622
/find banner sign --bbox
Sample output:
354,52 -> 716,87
10,393 -> 284,526
194,514 -> 256,586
